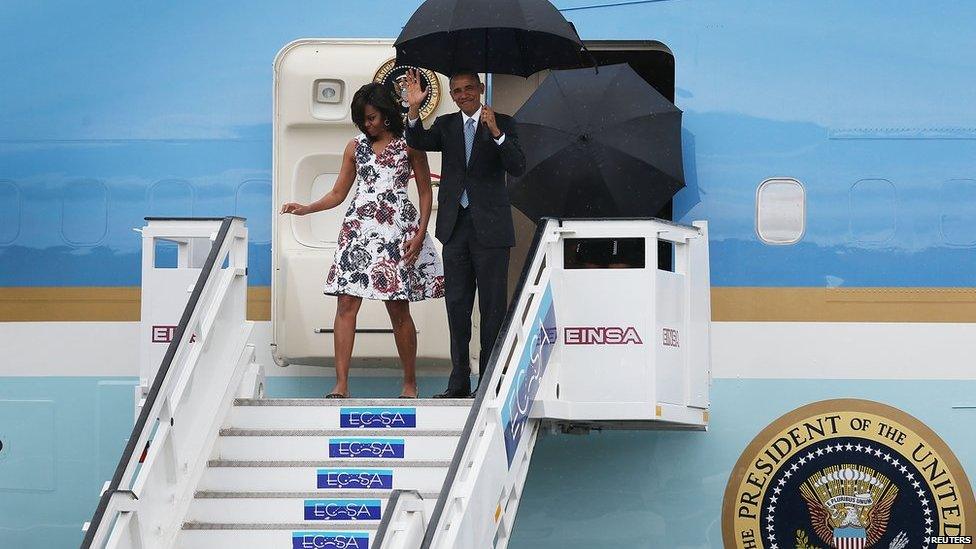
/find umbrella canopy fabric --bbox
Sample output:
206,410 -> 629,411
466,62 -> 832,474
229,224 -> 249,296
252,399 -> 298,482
394,0 -> 587,77
509,63 -> 685,221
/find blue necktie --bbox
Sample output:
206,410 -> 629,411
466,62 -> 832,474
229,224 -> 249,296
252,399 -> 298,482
461,118 -> 475,208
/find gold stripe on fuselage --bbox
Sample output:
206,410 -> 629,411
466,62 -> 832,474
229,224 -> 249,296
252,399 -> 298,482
711,287 -> 976,322
0,287 -> 271,321
2,286 -> 976,322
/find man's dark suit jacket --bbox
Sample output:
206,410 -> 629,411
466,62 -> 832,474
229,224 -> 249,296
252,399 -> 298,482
405,111 -> 526,247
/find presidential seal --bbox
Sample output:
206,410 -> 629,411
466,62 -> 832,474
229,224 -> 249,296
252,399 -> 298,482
722,399 -> 974,549
373,59 -> 440,121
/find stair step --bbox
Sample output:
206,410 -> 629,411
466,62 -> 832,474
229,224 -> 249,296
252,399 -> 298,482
228,399 -> 471,430
196,490 -> 441,498
199,462 -> 450,492
219,428 -> 461,437
234,398 -> 472,406
179,528 -> 375,548
184,522 -> 381,530
188,493 -> 438,524
215,434 -> 460,461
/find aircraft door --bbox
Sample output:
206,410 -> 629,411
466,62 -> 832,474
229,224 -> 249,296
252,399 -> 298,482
271,40 -> 454,366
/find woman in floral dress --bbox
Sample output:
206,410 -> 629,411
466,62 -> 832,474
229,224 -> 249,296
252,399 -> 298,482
281,83 -> 444,398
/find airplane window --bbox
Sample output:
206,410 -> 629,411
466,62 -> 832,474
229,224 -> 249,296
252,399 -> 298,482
940,178 -> 976,246
756,178 -> 805,245
61,179 -> 108,246
849,178 -> 896,244
564,238 -> 645,269
148,179 -> 194,217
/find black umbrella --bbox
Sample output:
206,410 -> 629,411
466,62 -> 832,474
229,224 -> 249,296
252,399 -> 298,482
508,63 -> 684,220
394,0 -> 590,77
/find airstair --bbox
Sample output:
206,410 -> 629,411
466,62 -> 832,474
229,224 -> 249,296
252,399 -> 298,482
82,215 -> 712,549
179,398 -> 469,547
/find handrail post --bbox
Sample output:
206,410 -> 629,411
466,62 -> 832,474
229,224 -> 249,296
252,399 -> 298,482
83,216 -> 258,549
138,218 -> 225,419
688,221 -> 712,409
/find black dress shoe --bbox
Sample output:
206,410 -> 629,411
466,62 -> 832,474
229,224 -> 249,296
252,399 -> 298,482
432,389 -> 470,399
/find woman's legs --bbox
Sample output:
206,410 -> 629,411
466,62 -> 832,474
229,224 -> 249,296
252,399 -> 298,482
385,300 -> 418,397
332,295 -> 363,396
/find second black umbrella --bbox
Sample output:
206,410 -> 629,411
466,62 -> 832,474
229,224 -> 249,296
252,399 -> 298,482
509,63 -> 685,220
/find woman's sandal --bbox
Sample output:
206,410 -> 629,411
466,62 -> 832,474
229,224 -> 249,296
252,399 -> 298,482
325,392 -> 348,399
397,394 -> 418,399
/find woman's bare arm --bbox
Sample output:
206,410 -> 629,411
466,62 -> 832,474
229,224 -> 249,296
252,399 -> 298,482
281,139 -> 357,215
403,145 -> 433,263
408,146 -> 433,236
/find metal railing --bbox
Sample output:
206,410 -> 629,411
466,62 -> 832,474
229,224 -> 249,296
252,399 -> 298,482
419,219 -> 556,548
375,219 -> 552,549
81,217 -> 255,549
378,216 -> 711,548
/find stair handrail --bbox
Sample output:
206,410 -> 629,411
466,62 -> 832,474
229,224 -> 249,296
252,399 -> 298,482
81,216 -> 252,549
418,219 -> 556,548
417,217 -> 707,548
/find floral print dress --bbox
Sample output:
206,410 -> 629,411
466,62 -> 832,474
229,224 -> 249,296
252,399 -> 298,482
324,134 -> 445,301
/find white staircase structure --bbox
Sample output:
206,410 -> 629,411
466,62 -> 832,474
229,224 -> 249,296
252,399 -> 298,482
179,398 -> 468,547
82,216 -> 712,549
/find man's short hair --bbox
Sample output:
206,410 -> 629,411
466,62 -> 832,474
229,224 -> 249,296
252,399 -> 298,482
449,70 -> 481,85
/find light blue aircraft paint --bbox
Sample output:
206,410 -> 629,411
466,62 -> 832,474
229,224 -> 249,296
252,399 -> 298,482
2,1 -> 975,287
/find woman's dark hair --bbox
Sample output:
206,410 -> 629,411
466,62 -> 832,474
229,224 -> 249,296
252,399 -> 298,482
351,82 -> 404,139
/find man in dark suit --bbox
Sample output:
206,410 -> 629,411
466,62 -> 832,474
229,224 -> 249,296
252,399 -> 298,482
403,69 -> 526,398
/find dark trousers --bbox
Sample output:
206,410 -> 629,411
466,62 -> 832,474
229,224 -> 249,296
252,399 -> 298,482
442,208 -> 510,394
